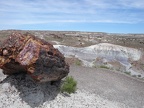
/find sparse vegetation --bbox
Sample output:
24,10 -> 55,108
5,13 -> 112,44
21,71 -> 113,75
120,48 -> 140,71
124,71 -> 131,75
124,72 -> 142,78
75,59 -> 81,66
60,76 -> 77,94
99,65 -> 109,69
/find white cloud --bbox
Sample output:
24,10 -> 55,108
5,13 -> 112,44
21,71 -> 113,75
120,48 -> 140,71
85,0 -> 144,9
0,0 -> 144,27
118,0 -> 144,9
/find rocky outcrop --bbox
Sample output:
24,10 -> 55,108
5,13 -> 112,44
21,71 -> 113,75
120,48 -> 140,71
0,32 -> 69,82
54,43 -> 143,77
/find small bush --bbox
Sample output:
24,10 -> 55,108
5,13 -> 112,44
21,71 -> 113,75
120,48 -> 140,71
124,71 -> 131,75
75,60 -> 81,66
100,65 -> 109,69
61,76 -> 77,94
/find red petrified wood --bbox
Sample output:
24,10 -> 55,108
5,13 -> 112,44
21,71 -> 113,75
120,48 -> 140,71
0,32 -> 69,82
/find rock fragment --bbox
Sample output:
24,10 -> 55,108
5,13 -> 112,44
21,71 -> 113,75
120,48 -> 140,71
0,32 -> 69,82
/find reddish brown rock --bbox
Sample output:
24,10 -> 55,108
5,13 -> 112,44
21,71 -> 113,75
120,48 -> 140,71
0,32 -> 69,82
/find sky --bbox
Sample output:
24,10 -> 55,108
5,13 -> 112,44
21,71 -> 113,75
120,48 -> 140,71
0,0 -> 144,33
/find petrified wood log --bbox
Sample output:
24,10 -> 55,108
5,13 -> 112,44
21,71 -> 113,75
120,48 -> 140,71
0,32 -> 69,82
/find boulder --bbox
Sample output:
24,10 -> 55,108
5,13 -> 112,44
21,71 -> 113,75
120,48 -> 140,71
0,32 -> 69,82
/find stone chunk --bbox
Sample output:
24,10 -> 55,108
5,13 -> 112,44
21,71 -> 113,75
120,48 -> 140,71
0,32 -> 69,82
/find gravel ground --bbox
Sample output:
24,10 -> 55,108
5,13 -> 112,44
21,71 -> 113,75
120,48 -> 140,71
70,65 -> 144,108
0,66 -> 144,108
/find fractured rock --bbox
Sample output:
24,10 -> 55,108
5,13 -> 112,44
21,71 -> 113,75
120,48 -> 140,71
0,32 -> 69,82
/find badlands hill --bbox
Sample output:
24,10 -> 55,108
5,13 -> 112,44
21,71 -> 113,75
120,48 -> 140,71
54,43 -> 144,77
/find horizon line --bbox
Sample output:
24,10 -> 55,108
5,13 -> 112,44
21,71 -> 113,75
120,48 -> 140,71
0,29 -> 144,35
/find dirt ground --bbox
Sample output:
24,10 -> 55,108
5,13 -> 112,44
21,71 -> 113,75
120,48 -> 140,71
0,65 -> 144,108
69,65 -> 144,108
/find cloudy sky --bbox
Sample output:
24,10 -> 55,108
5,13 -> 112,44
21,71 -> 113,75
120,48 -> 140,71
0,0 -> 144,33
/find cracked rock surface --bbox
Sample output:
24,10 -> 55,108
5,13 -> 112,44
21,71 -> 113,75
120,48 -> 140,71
0,32 -> 69,82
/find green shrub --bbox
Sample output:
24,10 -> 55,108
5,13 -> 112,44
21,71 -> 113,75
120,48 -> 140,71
99,65 -> 109,69
75,59 -> 81,66
61,76 -> 77,94
124,71 -> 131,75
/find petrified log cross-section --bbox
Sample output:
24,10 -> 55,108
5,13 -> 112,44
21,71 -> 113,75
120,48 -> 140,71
0,32 -> 69,82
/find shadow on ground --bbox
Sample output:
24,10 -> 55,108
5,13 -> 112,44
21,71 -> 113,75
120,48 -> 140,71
0,73 -> 61,107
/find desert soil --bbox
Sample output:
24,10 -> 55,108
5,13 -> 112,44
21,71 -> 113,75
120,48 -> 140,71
70,65 -> 144,108
0,65 -> 144,108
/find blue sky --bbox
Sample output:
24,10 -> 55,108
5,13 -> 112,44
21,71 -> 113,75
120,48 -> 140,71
0,0 -> 144,33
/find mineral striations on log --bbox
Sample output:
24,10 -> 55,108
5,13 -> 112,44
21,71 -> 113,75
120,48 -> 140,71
0,32 -> 69,82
